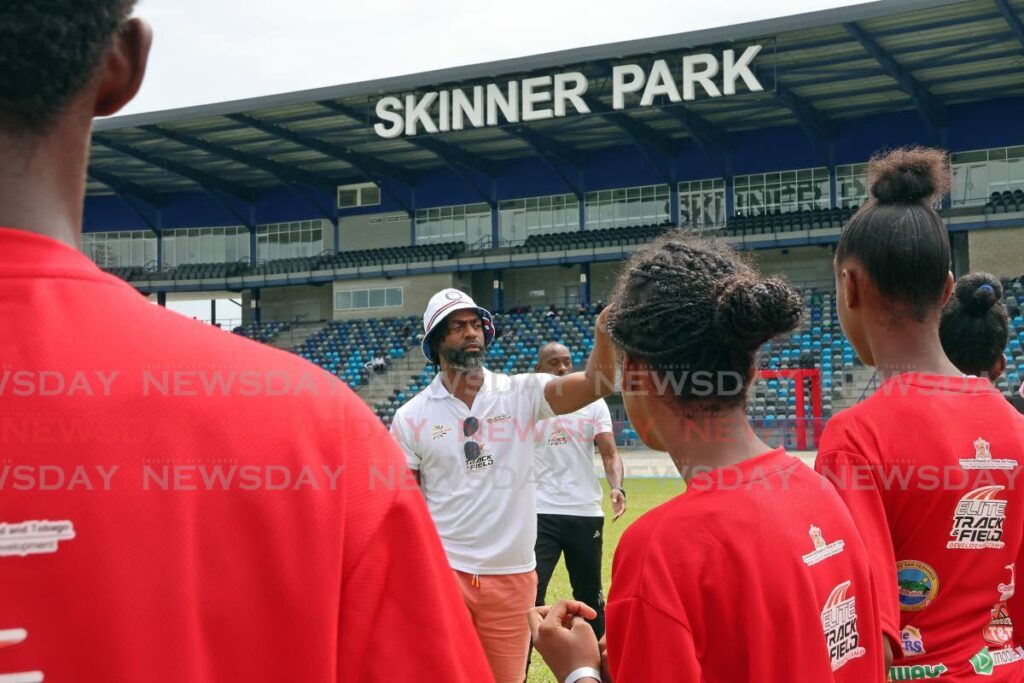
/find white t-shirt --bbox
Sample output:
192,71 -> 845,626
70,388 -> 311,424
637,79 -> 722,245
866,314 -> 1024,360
533,399 -> 613,517
390,368 -> 555,575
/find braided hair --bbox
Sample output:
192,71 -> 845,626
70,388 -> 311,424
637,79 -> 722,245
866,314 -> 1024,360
607,231 -> 802,409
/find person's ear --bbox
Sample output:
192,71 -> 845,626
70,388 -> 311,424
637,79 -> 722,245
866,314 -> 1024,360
940,271 -> 955,307
841,267 -> 859,310
991,354 -> 1007,382
93,18 -> 153,118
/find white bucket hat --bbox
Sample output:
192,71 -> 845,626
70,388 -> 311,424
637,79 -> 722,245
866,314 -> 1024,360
421,288 -> 494,363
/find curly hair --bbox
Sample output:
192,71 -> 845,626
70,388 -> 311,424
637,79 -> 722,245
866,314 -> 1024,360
836,147 -> 952,321
607,230 -> 802,408
0,0 -> 137,133
940,272 -> 1009,376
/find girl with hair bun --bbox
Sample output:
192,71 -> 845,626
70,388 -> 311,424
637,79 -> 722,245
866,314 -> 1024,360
530,231 -> 884,683
815,148 -> 1024,681
940,272 -> 1010,381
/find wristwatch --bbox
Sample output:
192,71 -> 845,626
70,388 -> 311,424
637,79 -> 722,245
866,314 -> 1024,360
612,487 -> 626,498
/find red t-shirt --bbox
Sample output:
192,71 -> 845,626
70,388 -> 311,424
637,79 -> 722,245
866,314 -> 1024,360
0,228 -> 492,682
816,373 -> 1024,681
605,448 -> 885,682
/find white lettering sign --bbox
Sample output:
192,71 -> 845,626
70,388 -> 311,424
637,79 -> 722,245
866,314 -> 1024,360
373,45 -> 764,138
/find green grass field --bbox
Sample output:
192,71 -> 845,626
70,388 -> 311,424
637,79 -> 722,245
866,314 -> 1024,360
526,477 -> 685,682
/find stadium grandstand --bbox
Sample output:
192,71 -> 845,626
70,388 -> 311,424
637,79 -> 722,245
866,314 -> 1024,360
83,0 -> 1024,449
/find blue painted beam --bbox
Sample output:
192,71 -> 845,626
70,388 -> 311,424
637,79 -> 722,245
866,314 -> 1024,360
93,134 -> 256,202
227,113 -> 414,185
843,22 -> 948,128
142,125 -> 337,191
87,166 -> 163,207
320,100 -> 496,176
142,125 -> 339,221
585,98 -> 679,155
508,126 -> 583,198
771,78 -> 838,140
87,167 -> 161,231
993,0 -> 1024,51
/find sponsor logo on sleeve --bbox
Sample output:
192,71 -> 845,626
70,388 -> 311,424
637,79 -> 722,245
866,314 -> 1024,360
821,580 -> 866,671
960,438 -> 1017,471
901,625 -> 926,657
947,486 -> 1006,550
802,524 -> 845,567
888,663 -> 947,680
897,560 -> 940,611
0,520 -> 75,558
984,565 -> 1016,648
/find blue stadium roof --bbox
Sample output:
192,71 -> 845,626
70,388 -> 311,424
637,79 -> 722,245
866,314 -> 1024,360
87,0 -> 1024,204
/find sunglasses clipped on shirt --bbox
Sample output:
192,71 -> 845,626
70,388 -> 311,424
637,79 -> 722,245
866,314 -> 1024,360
464,416 -> 481,461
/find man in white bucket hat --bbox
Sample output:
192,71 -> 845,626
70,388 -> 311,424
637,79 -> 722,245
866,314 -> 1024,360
390,288 -> 616,683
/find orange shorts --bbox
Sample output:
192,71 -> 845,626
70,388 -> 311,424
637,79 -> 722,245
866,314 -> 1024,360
454,570 -> 537,683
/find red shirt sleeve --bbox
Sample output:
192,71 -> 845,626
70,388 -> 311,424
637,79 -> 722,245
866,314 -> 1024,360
336,483 -> 493,681
815,449 -> 902,657
606,597 -> 702,682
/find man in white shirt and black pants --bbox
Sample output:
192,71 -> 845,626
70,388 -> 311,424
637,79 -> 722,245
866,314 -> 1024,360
390,289 -> 617,683
533,342 -> 625,640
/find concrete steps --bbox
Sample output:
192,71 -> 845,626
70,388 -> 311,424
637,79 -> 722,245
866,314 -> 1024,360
356,352 -> 429,409
270,321 -> 330,351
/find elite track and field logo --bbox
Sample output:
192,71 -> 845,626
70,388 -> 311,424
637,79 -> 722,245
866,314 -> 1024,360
947,486 -> 1006,550
821,580 -> 866,671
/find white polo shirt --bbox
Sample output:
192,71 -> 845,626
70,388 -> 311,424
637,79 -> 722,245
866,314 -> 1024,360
390,368 -> 556,575
533,399 -> 613,517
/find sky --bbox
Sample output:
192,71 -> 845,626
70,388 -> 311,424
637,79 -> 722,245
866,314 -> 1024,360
134,0 -> 865,320
123,0 -> 866,117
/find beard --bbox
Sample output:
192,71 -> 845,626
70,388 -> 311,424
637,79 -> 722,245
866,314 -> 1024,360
441,346 -> 485,372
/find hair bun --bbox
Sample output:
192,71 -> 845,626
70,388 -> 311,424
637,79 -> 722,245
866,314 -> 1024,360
714,276 -> 802,349
868,146 -> 951,205
955,272 -> 1003,316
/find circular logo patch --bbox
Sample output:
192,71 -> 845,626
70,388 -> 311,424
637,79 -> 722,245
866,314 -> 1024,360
897,560 -> 939,611
445,291 -> 462,301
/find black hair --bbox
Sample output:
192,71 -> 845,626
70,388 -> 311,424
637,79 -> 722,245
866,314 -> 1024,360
0,0 -> 137,134
835,147 -> 952,322
940,272 -> 1009,376
607,230 -> 802,408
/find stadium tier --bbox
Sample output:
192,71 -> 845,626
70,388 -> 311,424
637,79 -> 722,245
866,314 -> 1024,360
77,0 -> 1024,449
221,277 -> 1024,450
232,320 -> 292,344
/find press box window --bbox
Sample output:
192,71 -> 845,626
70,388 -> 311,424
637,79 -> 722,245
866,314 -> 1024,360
337,182 -> 381,209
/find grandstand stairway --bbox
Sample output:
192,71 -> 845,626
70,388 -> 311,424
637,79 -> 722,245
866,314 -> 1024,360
356,353 -> 427,409
270,321 -> 330,351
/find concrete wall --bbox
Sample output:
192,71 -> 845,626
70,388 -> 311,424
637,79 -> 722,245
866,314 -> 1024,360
503,266 -> 583,309
338,211 -> 412,251
258,285 -> 333,323
968,226 -> 1024,278
332,272 -> 454,321
750,245 -> 835,286
590,261 -> 625,303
